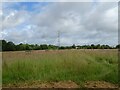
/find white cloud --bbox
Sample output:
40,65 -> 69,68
2,10 -> 30,29
2,2 -> 118,46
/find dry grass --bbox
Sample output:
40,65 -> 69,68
2,49 -> 118,87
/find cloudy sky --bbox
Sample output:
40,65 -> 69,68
0,1 -> 118,46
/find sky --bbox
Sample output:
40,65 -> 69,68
0,1 -> 118,46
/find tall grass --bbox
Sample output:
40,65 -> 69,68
2,49 -> 118,85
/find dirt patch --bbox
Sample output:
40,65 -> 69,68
84,81 -> 118,88
3,80 -> 79,88
3,81 -> 119,88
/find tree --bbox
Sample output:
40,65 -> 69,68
15,43 -> 26,51
40,44 -> 48,50
72,44 -> 76,49
48,45 -> 57,50
6,41 -> 16,51
96,44 -> 101,49
1,39 -> 117,51
91,44 -> 95,49
34,44 -> 40,50
59,46 -> 65,49
116,44 -> 120,49
1,40 -> 7,51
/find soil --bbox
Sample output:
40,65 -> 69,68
3,81 -> 119,88
3,80 -> 79,88
84,81 -> 118,88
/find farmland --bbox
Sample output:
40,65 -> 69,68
2,49 -> 118,88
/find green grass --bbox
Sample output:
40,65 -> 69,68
2,49 -> 118,85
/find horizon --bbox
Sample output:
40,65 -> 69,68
1,39 -> 118,47
0,2 -> 118,46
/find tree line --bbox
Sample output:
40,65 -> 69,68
0,40 -> 120,51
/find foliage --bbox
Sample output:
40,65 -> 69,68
0,40 -> 119,51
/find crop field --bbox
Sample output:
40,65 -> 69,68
2,49 -> 118,88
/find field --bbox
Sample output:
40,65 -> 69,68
2,49 -> 118,88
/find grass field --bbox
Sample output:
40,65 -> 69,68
2,49 -> 118,87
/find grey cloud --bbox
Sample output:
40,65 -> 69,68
2,10 -> 30,29
2,2 -> 118,46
